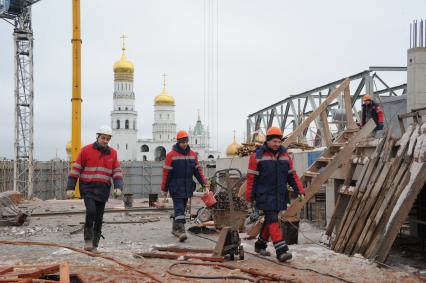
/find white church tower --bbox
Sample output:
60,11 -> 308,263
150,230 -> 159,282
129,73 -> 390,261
110,36 -> 137,161
152,74 -> 176,143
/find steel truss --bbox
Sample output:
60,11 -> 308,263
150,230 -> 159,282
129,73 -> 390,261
246,67 -> 406,145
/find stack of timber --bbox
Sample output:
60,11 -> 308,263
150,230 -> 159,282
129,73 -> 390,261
327,121 -> 426,263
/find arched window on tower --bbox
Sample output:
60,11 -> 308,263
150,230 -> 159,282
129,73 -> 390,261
125,107 -> 128,110
160,114 -> 162,119
133,120 -> 136,130
141,145 -> 149,152
116,120 -> 120,129
195,139 -> 198,145
126,144 -> 128,150
125,120 -> 129,129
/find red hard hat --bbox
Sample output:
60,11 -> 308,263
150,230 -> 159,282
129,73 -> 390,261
176,130 -> 189,140
266,127 -> 283,137
362,95 -> 372,102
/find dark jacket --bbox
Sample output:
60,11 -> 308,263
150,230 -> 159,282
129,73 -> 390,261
161,144 -> 207,198
246,144 -> 304,211
361,101 -> 384,127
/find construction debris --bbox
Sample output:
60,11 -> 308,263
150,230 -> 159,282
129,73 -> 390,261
328,119 -> 426,263
0,191 -> 27,227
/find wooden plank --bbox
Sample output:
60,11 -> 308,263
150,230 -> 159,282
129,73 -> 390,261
153,246 -> 213,253
346,161 -> 392,255
140,251 -> 225,262
332,136 -> 385,251
0,267 -> 13,276
283,79 -> 350,147
343,87 -> 355,128
213,227 -> 231,256
357,137 -> 411,254
284,119 -> 375,218
59,262 -> 70,283
18,265 -> 60,279
320,111 -> 332,147
342,134 -> 394,254
325,194 -> 342,236
364,163 -> 412,258
375,162 -> 426,262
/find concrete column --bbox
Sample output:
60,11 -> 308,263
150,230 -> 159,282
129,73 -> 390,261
407,48 -> 426,113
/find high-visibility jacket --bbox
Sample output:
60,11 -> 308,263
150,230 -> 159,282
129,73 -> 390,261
67,143 -> 123,201
161,144 -> 207,198
246,144 -> 304,211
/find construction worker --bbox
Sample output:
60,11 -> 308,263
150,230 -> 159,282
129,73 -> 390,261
161,130 -> 209,242
246,127 -> 305,262
361,95 -> 384,131
66,125 -> 123,252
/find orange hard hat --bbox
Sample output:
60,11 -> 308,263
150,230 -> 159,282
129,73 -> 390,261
362,95 -> 372,102
176,130 -> 189,140
266,127 -> 283,137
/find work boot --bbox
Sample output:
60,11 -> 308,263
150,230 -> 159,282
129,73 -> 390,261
254,238 -> 270,256
172,222 -> 181,238
84,240 -> 93,251
92,232 -> 102,253
277,251 -> 292,262
275,240 -> 291,262
178,223 -> 187,242
83,226 -> 93,251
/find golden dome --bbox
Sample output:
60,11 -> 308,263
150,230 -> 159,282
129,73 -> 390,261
226,133 -> 240,156
154,74 -> 175,105
113,35 -> 134,74
254,133 -> 266,144
113,52 -> 134,73
65,141 -> 72,156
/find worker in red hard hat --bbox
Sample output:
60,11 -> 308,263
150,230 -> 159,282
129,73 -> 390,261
361,95 -> 384,131
246,126 -> 305,262
161,130 -> 209,242
67,125 -> 123,252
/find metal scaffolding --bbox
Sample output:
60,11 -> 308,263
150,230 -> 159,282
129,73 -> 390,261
1,1 -> 40,198
246,67 -> 407,145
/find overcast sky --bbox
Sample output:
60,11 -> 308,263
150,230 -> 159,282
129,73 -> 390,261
0,0 -> 424,160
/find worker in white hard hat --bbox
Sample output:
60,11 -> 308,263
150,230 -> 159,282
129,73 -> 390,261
67,125 -> 123,252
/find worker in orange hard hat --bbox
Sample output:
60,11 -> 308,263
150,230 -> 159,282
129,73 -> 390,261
161,130 -> 209,242
246,126 -> 304,262
361,95 -> 384,131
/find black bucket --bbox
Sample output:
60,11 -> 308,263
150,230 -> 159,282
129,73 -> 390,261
123,193 -> 133,208
149,193 -> 159,207
281,220 -> 299,245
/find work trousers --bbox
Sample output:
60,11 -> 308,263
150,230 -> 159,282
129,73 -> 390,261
255,211 -> 288,255
172,198 -> 188,224
83,197 -> 106,240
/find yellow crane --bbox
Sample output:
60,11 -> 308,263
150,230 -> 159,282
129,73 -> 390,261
71,0 -> 81,198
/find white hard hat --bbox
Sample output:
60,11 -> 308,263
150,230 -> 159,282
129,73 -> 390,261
97,125 -> 113,136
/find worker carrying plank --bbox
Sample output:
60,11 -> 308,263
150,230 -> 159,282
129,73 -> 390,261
66,125 -> 123,252
246,127 -> 305,262
361,95 -> 384,131
161,130 -> 209,242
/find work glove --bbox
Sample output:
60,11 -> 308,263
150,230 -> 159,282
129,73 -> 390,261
66,190 -> 74,199
297,193 -> 305,202
247,203 -> 260,224
112,188 -> 122,199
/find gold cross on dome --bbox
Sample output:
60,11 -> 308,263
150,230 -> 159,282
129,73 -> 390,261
120,34 -> 128,51
162,73 -> 167,87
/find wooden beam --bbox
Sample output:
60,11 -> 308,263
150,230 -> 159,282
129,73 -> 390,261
59,262 -> 70,283
375,162 -> 426,262
283,78 -> 350,147
343,87 -> 355,128
320,111 -> 332,147
283,119 -> 375,217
